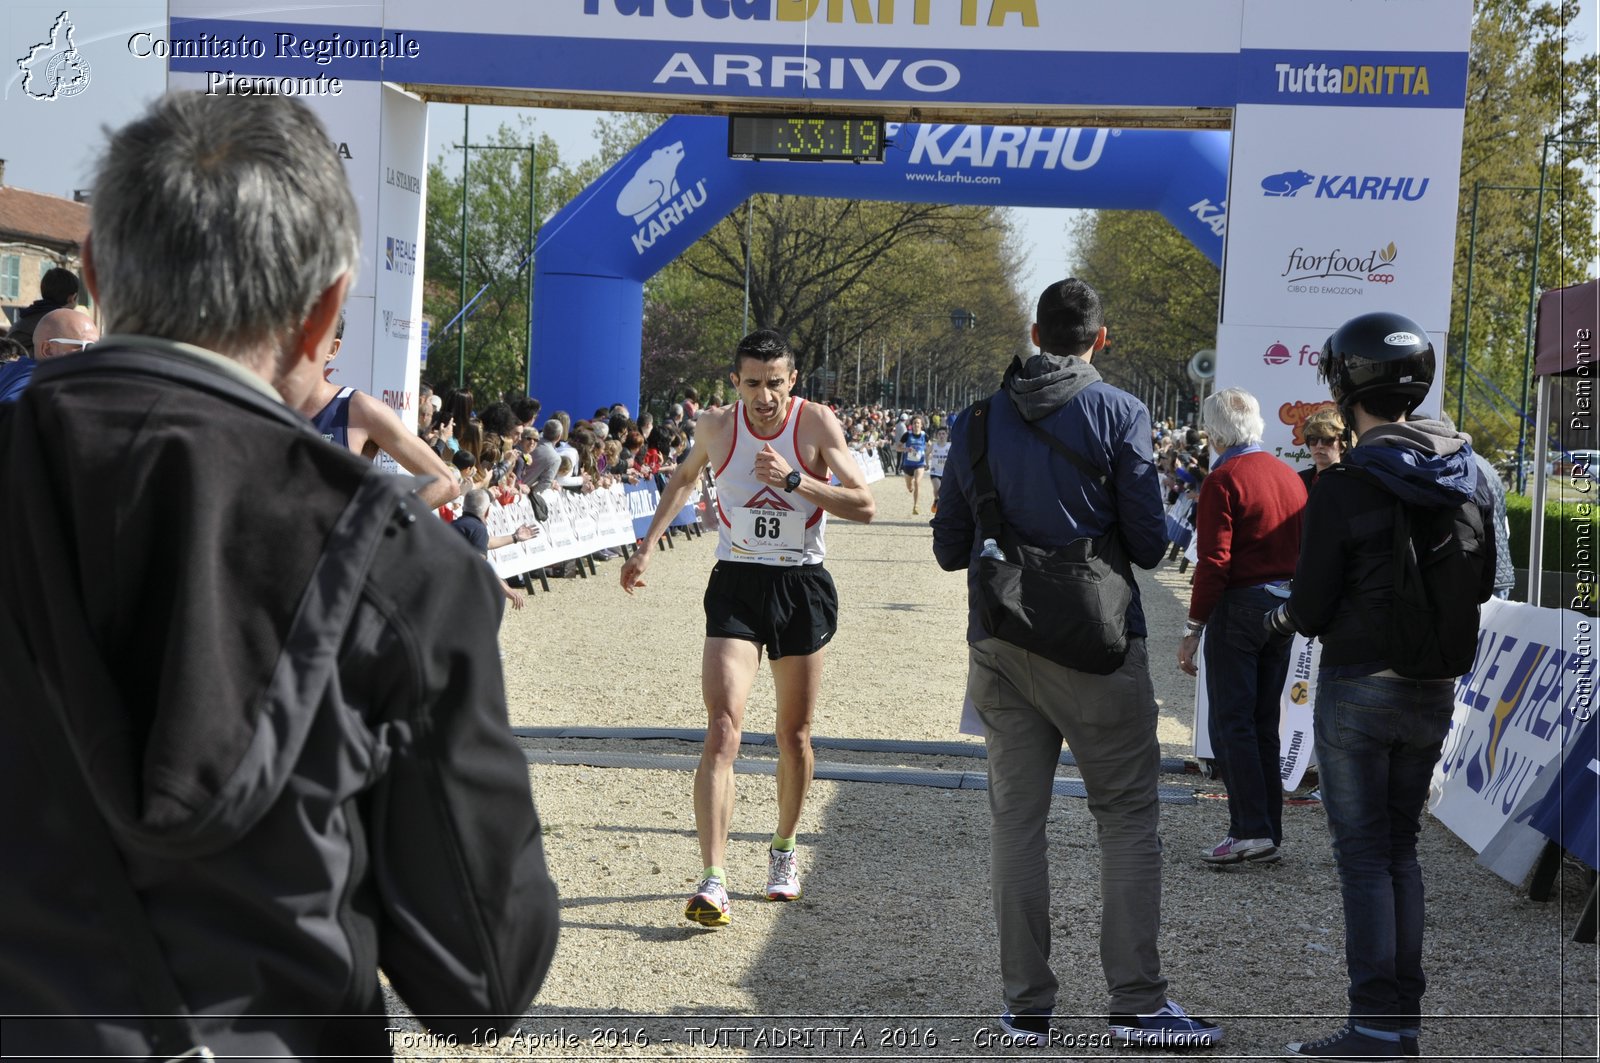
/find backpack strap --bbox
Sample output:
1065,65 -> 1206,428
966,397 -> 1006,544
967,391 -> 1121,545
1002,390 -> 1117,504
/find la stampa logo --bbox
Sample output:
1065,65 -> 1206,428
615,140 -> 708,255
17,11 -> 91,101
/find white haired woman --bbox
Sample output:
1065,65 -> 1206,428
1177,387 -> 1308,865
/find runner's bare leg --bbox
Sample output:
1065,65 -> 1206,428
770,648 -> 825,839
697,636 -> 762,870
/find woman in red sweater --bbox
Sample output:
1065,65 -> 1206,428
1177,388 -> 1306,865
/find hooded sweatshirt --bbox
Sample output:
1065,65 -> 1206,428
932,353 -> 1167,644
1286,417 -> 1496,672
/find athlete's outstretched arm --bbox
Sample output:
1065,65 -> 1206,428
619,412 -> 719,594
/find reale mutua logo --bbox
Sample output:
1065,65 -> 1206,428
384,236 -> 416,275
17,10 -> 91,101
615,141 -> 708,256
1261,168 -> 1428,202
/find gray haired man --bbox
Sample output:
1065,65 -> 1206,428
0,93 -> 559,1059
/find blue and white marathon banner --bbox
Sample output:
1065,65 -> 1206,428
1430,598 -> 1596,884
625,479 -> 704,541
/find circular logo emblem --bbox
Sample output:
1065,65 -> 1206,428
44,51 -> 91,98
1291,680 -> 1309,705
1264,342 -> 1292,365
1383,331 -> 1421,346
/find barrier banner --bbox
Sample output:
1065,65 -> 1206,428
485,486 -> 637,579
1519,713 -> 1600,871
625,479 -> 703,541
1192,630 -> 1319,792
851,448 -> 885,485
1429,599 -> 1593,881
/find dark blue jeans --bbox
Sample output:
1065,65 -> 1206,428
1314,673 -> 1454,1032
1203,585 -> 1293,843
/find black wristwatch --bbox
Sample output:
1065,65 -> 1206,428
783,470 -> 803,493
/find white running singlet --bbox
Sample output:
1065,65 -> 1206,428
713,399 -> 826,566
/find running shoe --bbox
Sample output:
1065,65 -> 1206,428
764,847 -> 802,901
684,876 -> 730,927
1108,999 -> 1223,1050
1200,836 -> 1280,864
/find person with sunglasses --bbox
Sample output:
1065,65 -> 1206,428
0,308 -> 99,402
1299,407 -> 1346,493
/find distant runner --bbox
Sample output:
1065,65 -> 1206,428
899,415 -> 929,515
926,424 -> 951,515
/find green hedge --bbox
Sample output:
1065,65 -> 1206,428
1506,494 -> 1595,573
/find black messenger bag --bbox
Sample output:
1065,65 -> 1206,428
966,396 -> 1133,675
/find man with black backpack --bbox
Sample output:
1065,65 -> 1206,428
1267,310 -> 1495,1061
932,279 -> 1223,1051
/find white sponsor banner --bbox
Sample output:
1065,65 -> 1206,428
370,82 -> 427,431
382,0 -> 1246,53
1221,104 -> 1464,332
1192,629 -> 1319,792
1429,599 -> 1592,878
485,486 -> 638,579
851,446 -> 885,484
1214,323 -> 1447,460
1241,0 -> 1471,52
166,68 -> 384,303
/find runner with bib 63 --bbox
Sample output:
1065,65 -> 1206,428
621,329 -> 875,928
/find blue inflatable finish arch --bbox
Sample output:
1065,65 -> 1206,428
531,115 -> 1228,414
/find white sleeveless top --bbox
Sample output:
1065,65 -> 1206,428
713,398 -> 827,566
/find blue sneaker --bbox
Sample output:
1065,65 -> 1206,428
997,1011 -> 1051,1047
1108,999 -> 1222,1050
1286,1025 -> 1402,1060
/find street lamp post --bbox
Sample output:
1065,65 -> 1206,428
454,134 -> 539,392
1460,181 -> 1539,428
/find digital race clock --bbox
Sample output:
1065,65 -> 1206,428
728,116 -> 886,162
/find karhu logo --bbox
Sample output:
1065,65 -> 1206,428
17,10 -> 92,101
743,487 -> 795,511
616,141 -> 708,255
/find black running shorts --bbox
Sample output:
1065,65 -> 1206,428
704,561 -> 838,659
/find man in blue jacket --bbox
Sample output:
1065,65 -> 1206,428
932,278 -> 1222,1050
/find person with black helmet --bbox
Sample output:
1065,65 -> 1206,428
1266,310 -> 1496,1061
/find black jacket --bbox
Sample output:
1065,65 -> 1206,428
6,298 -> 67,355
1285,419 -> 1496,671
0,340 -> 559,1059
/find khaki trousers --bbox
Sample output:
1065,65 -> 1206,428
969,636 -> 1168,1017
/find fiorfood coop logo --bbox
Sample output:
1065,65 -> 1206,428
17,11 -> 92,101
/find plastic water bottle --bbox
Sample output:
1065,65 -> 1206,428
980,538 -> 1005,560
